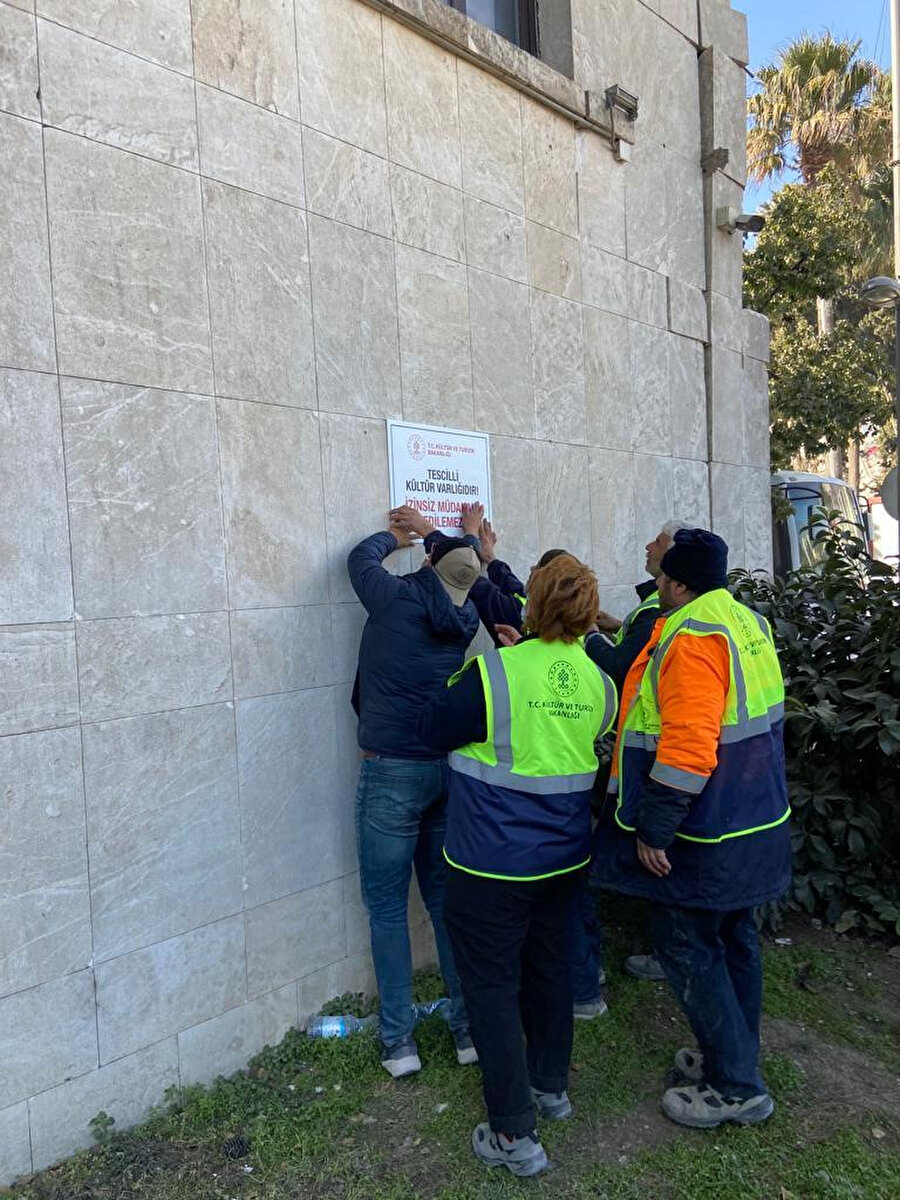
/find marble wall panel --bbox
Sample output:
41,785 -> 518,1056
192,0 -> 298,116
521,96 -> 577,236
666,149 -> 706,289
84,704 -> 241,961
629,321 -> 671,456
0,727 -> 90,999
231,605 -> 332,698
238,687 -> 352,907
618,0 -> 664,146
744,466 -> 774,574
96,914 -> 245,1063
296,948 -> 376,1025
743,308 -> 771,362
218,399 -> 328,608
531,290 -> 586,444
536,442 -> 592,563
584,308 -> 632,452
588,447 -> 636,584
38,21 -> 198,168
383,20 -> 460,188
668,332 -> 708,461
667,277 -> 708,343
571,0 -> 623,96
319,413 -> 390,604
469,268 -> 533,438
308,214 -> 401,419
627,263 -> 668,329
304,128 -> 390,235
708,173 -> 745,300
710,460 -> 747,567
458,59 -> 524,214
699,46 -> 747,187
0,1102 -> 31,1180
204,181 -> 314,409
698,0 -> 749,64
198,85 -> 305,207
29,1039 -> 180,1171
657,20 -> 701,161
464,196 -> 527,282
526,222 -> 582,301
177,984 -> 298,1087
62,379 -> 226,619
0,623 -> 77,737
0,2 -> 39,120
625,141 -> 668,276
342,871 -> 369,959
390,164 -> 465,261
674,456 -> 711,527
598,584 -> 641,624
710,290 -> 743,353
489,436 -> 540,574
295,0 -> 387,155
36,0 -> 193,73
331,602 -> 367,685
77,613 -> 231,723
1,971 -> 97,1105
45,131 -> 211,391
577,130 -> 627,257
396,244 -> 473,426
632,453 -> 674,575
709,344 -> 745,465
743,355 -> 770,469
659,0 -> 699,41
0,114 -> 55,371
581,244 -> 629,317
245,877 -> 345,997
0,369 -> 72,625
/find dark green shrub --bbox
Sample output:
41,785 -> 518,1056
731,517 -> 900,935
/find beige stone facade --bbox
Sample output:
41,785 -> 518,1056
0,0 -> 770,1179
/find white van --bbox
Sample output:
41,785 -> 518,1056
770,470 -> 869,577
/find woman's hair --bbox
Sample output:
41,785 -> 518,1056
524,554 -> 599,643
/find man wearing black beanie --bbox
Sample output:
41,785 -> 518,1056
593,529 -> 791,1130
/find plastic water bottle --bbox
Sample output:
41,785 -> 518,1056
306,1013 -> 378,1039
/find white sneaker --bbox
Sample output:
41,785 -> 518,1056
380,1038 -> 421,1079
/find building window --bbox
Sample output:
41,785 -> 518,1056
444,0 -> 538,57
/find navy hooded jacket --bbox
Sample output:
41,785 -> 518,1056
424,530 -> 526,645
348,531 -> 480,760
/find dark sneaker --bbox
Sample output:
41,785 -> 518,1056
380,1038 -> 421,1079
531,1087 -> 573,1120
573,995 -> 609,1020
471,1123 -> 550,1176
625,953 -> 667,982
662,1083 -> 775,1129
673,1047 -> 703,1081
453,1030 -> 479,1066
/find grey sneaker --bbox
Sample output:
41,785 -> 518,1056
662,1083 -> 775,1129
625,953 -> 667,982
531,1087 -> 573,1120
453,1030 -> 479,1066
673,1047 -> 703,1081
573,995 -> 609,1020
380,1037 -> 421,1079
471,1123 -> 550,1176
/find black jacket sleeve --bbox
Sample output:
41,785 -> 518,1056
416,660 -> 488,752
634,779 -> 693,850
582,604 -> 658,694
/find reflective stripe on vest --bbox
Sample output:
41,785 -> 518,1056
613,590 -> 660,646
613,589 -> 789,842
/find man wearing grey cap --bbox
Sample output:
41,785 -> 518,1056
348,510 -> 482,1079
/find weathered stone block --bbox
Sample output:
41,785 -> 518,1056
38,21 -> 198,168
0,369 -> 72,624
84,704 -> 241,961
0,622 -> 78,737
526,222 -> 582,300
36,0 -> 193,73
218,400 -> 327,608
297,950 -> 376,1025
0,727 -> 90,998
198,85 -> 305,207
743,354 -> 770,469
192,0 -> 298,116
584,308 -> 632,452
576,129 -> 627,258
1,2 -> 39,119
531,290 -> 586,444
707,171 -> 745,301
709,344 -> 745,465
469,269 -> 534,437
0,1102 -> 31,1180
384,19 -> 460,187
96,915 -> 245,1063
0,114 -> 55,371
304,127 -> 389,235
743,308 -> 771,362
521,96 -> 577,237
744,466 -> 774,574
331,603 -> 367,686
657,19 -> 702,161
659,0 -> 699,42
710,290 -> 743,352
231,605 -> 333,699
536,442 -> 592,563
178,984 -> 298,1087
699,46 -> 747,186
667,277 -> 708,343
1,971 -> 97,1105
629,321 -> 670,455
45,130 -> 211,391
390,164 -> 465,261
245,878 -> 345,997
625,141 -> 668,275
582,244 -> 629,316
204,181 -> 314,409
309,214 -> 401,420
458,59 -> 524,214
674,456 -> 712,526
29,1039 -> 180,1171
667,148 -> 706,289
465,195 -> 527,281
698,0 -> 749,65
490,435 -> 540,575
589,447 -> 636,584
710,460 -> 747,565
627,262 -> 668,329
633,452 -> 676,573
62,379 -> 226,619
668,332 -> 708,461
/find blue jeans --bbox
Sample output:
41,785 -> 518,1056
355,756 -> 467,1048
572,875 -> 607,1002
649,905 -> 766,1099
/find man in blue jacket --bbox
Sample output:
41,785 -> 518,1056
348,513 -> 481,1079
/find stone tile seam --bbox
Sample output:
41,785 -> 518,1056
453,49 -> 478,416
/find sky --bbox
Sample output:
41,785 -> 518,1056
741,0 -> 892,211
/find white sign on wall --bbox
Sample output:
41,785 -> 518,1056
387,420 -> 492,535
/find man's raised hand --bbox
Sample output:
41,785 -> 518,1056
460,502 -> 485,537
389,504 -> 435,539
